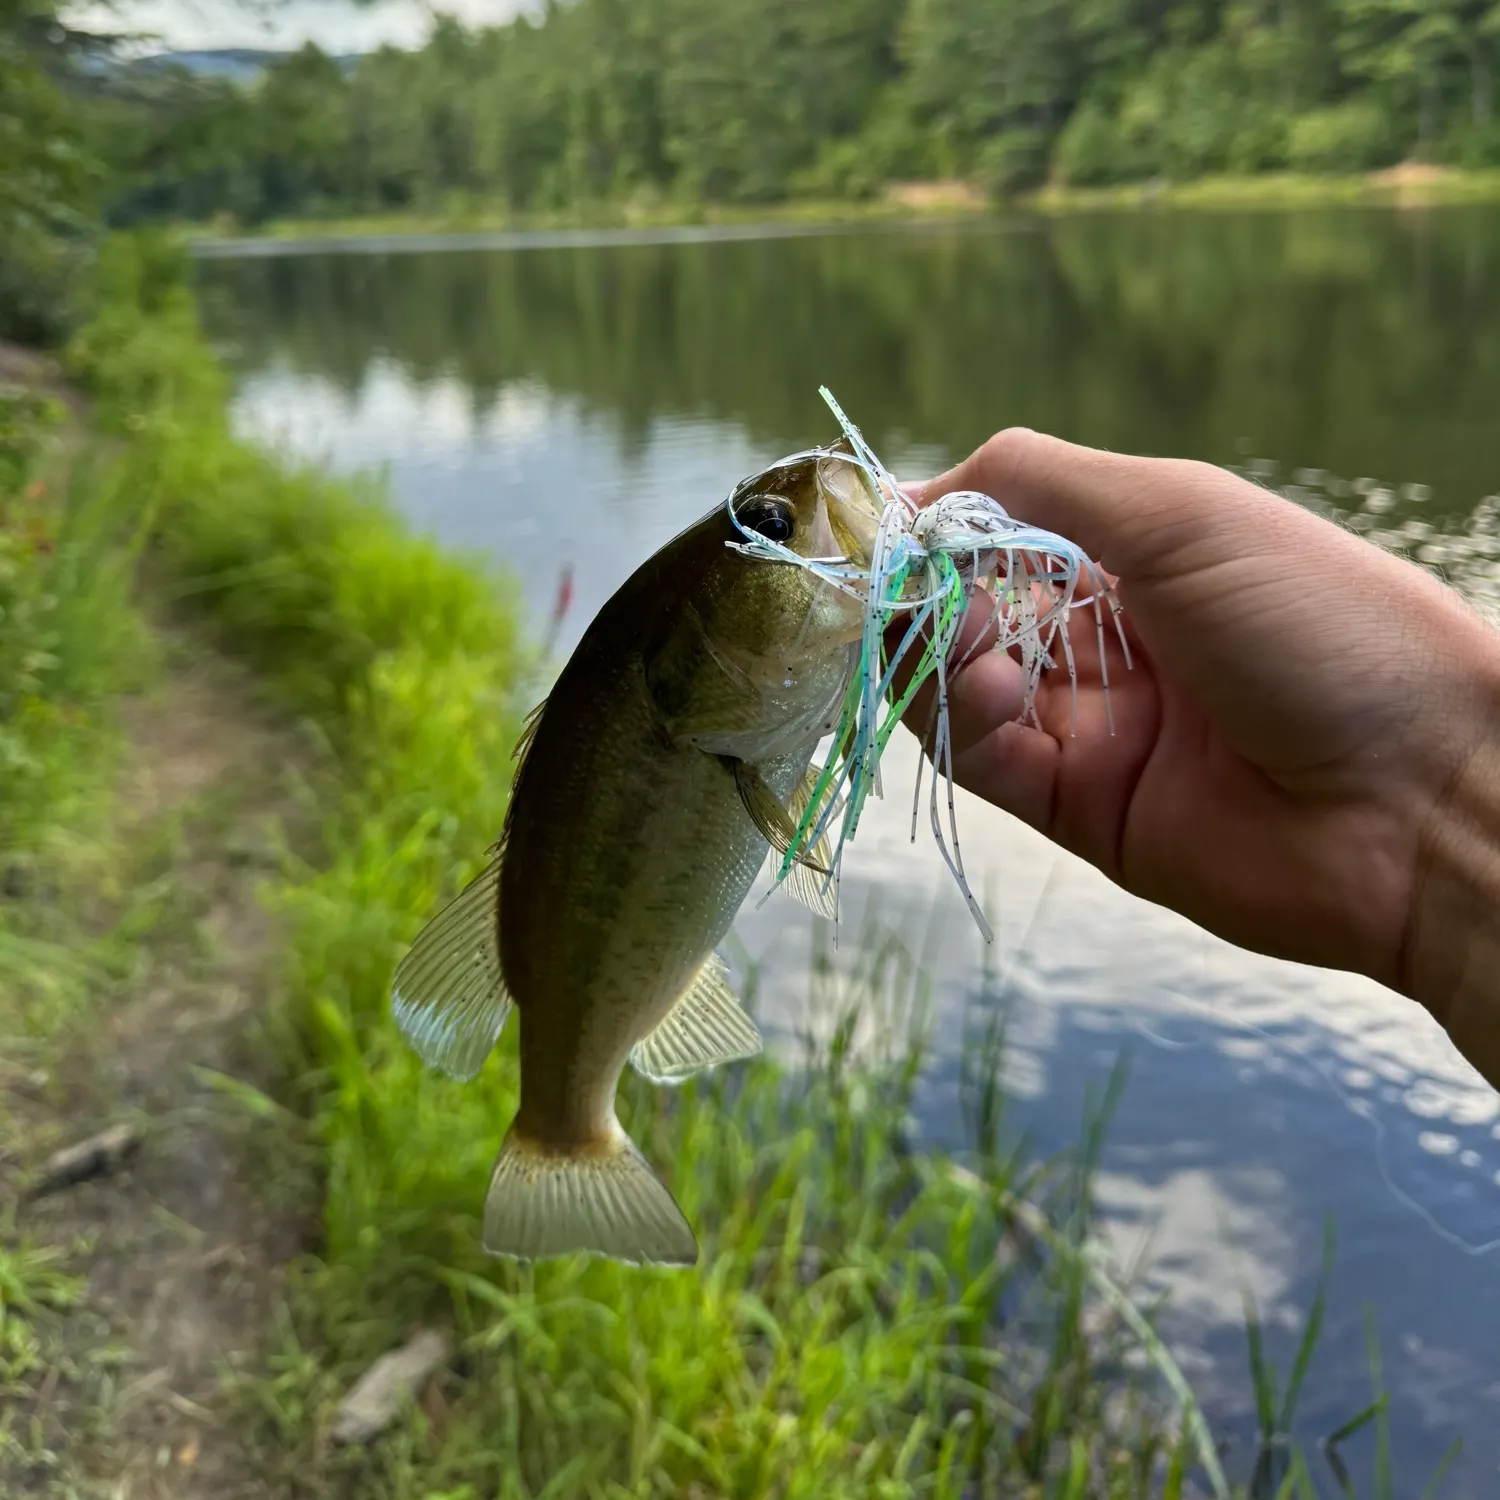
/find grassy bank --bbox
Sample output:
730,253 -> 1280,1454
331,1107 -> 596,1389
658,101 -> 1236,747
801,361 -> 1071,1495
0,370 -> 131,1482
178,192 -> 988,250
1027,166 -> 1500,214
4,233 -> 1441,1497
0,353 -> 153,1048
176,167 -> 1500,250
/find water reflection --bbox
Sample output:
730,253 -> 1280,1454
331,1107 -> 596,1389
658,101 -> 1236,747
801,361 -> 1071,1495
200,211 -> 1500,1495
203,208 -> 1500,500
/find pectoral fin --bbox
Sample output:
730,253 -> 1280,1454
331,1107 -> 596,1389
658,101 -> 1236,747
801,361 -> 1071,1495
629,953 -> 762,1083
392,845 -> 513,1081
730,759 -> 832,876
781,763 -> 839,920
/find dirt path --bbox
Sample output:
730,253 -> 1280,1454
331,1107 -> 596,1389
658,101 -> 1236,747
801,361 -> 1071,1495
0,339 -> 86,420
2,637 -> 321,1498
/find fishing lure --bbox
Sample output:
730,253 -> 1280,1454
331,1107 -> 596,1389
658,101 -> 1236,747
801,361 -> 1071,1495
726,388 -> 1127,941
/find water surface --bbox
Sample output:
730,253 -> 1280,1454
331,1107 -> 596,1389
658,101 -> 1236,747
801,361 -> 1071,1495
199,210 -> 1500,1495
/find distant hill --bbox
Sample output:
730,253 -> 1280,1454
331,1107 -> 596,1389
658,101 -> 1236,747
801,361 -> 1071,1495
131,48 -> 363,83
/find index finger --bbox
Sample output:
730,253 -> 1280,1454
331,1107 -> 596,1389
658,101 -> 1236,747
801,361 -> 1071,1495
884,583 -> 1026,757
910,429 -> 1306,584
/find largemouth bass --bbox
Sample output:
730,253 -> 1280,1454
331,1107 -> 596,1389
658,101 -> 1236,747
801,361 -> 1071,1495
391,449 -> 882,1266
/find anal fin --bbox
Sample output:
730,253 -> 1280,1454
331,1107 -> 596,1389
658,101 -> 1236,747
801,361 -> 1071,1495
484,1121 -> 697,1267
392,845 -> 512,1081
629,953 -> 762,1083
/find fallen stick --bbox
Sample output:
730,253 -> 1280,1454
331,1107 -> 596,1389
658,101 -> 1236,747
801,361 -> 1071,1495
27,1123 -> 140,1198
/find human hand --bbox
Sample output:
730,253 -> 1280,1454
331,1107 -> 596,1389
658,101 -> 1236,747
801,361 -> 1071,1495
897,430 -> 1500,1089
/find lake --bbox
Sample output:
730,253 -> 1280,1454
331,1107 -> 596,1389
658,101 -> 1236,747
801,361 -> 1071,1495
197,208 -> 1500,1496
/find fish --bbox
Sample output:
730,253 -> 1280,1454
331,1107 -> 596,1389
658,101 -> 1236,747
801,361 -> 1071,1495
390,446 -> 884,1267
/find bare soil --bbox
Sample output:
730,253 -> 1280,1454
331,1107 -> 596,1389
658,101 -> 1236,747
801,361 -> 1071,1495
882,179 -> 988,211
0,339 -> 86,420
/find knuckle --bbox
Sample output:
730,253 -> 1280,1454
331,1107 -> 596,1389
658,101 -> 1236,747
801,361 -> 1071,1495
975,427 -> 1040,489
922,431 -> 1033,506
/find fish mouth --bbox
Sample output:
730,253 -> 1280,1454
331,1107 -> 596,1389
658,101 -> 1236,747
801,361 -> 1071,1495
816,451 -> 885,573
816,450 -> 931,615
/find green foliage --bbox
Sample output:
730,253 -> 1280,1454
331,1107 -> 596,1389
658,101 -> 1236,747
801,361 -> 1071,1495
1287,100 -> 1398,169
89,0 -> 1500,230
0,2 -> 98,342
0,1222 -> 85,1404
0,386 -> 147,864
975,126 -> 1054,194
1057,97 -> 1149,185
901,0 -> 1076,176
4,0 -> 1500,238
1096,41 -> 1295,181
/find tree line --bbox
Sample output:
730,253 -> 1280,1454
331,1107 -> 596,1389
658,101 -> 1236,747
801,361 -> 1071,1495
97,0 -> 1500,227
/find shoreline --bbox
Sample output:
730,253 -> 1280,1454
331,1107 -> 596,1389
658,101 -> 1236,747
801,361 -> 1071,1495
180,167 -> 1500,254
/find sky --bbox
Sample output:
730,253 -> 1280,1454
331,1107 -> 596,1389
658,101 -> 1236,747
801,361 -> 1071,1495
70,0 -> 535,54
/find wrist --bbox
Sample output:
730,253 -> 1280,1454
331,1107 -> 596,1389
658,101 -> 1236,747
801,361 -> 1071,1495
1401,627 -> 1500,1090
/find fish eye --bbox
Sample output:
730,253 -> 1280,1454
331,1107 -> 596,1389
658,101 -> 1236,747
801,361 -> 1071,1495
738,497 -> 795,543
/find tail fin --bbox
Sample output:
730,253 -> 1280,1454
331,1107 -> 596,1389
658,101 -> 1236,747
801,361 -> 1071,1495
483,1121 -> 697,1267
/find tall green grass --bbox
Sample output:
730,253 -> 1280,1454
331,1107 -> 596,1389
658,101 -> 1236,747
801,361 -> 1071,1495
58,232 -> 1443,1498
0,359 -> 155,1064
0,386 -> 147,867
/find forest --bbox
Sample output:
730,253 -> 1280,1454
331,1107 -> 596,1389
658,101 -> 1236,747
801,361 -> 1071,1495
28,0 -> 1500,233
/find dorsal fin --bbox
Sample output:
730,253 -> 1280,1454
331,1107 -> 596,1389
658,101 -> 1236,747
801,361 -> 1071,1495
496,695 -> 547,860
512,696 -> 547,770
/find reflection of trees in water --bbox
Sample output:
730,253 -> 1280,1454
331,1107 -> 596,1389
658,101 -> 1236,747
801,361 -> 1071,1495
200,210 -> 1500,505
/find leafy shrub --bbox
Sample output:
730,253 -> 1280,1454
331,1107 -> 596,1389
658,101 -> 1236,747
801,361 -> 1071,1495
975,128 -> 1050,196
789,137 -> 883,201
1440,120 -> 1500,169
1055,99 -> 1147,185
1286,102 -> 1397,173
0,6 -> 96,344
